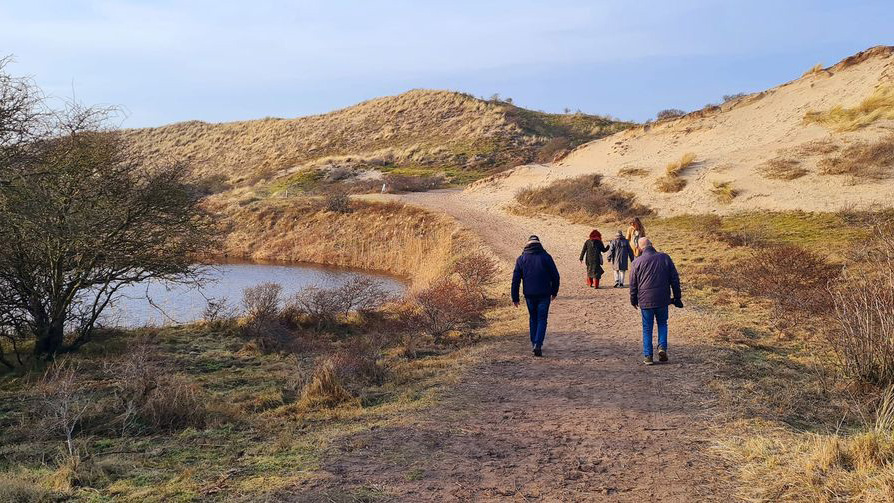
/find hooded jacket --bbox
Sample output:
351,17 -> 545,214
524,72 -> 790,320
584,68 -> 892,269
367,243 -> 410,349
511,242 -> 561,303
607,236 -> 635,271
629,246 -> 681,309
579,237 -> 608,278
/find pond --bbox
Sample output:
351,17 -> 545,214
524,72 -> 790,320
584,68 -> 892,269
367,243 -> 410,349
99,260 -> 407,328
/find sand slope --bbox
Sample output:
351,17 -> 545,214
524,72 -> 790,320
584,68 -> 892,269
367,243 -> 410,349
470,46 -> 894,215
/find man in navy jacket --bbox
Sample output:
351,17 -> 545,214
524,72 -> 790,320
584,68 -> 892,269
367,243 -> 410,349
511,235 -> 561,357
629,238 -> 683,365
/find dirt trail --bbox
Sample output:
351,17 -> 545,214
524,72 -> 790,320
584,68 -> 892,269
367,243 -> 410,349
309,189 -> 732,502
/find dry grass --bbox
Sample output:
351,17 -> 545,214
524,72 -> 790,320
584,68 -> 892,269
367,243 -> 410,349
655,174 -> 687,193
710,181 -> 738,204
214,196 -> 458,285
758,157 -> 809,180
665,152 -> 697,176
654,152 -> 696,193
617,167 -> 649,177
802,63 -> 825,77
718,389 -> 894,502
817,136 -> 894,179
123,90 -> 631,187
514,174 -> 651,222
804,85 -> 894,131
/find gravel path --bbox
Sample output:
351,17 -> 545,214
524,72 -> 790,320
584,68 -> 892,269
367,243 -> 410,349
308,189 -> 732,502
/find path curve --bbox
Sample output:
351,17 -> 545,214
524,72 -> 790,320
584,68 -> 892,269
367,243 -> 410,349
313,189 -> 732,502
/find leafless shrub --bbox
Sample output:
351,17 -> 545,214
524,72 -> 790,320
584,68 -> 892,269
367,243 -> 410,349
656,108 -> 686,120
202,297 -> 237,327
33,362 -> 91,457
722,93 -> 747,103
325,192 -> 352,213
242,282 -> 282,320
413,278 -> 485,343
450,253 -> 498,297
829,222 -> 894,386
724,245 -> 841,330
285,278 -> 390,328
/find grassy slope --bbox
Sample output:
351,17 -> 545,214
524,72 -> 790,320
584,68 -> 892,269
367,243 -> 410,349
122,90 -> 632,188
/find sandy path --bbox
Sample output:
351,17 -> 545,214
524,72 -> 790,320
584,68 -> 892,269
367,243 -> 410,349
308,190 -> 732,502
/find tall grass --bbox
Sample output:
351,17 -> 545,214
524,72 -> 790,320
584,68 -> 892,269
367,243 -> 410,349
655,152 -> 696,193
805,85 -> 894,131
802,63 -> 825,77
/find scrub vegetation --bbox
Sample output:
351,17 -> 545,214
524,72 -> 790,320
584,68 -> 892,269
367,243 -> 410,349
646,209 -> 894,502
513,173 -> 651,222
804,85 -> 894,131
655,152 -> 696,193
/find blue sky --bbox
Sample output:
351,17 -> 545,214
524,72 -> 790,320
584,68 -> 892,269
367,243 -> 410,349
2,0 -> 891,127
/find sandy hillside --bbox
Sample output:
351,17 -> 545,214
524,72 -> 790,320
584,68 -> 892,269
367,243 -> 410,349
123,90 -> 630,185
469,46 -> 894,215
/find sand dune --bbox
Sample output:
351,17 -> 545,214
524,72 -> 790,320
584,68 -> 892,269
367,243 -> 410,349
470,46 -> 894,215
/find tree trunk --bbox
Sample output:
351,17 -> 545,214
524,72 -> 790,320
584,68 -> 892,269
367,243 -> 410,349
33,321 -> 64,357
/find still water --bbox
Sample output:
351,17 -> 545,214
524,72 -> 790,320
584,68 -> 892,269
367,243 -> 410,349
100,260 -> 406,328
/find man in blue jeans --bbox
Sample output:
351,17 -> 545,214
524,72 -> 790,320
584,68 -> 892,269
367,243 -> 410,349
629,237 -> 683,365
511,235 -> 561,357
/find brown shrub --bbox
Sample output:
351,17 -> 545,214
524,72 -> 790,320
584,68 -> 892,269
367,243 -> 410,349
536,137 -> 571,163
325,192 -> 352,213
656,108 -> 685,120
285,278 -> 390,328
515,174 -> 651,220
758,158 -> 809,180
384,174 -> 444,193
32,362 -> 92,456
450,252 -> 498,296
104,344 -> 160,436
413,278 -> 485,343
818,136 -> 894,179
725,244 -> 841,330
0,473 -> 57,502
655,175 -> 686,193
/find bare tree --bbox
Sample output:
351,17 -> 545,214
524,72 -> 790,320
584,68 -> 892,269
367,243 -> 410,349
34,361 -> 91,456
0,62 -> 219,360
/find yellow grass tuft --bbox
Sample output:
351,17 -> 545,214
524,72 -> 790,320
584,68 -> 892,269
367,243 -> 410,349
710,181 -> 738,204
802,63 -> 825,77
804,85 -> 894,131
665,152 -> 696,176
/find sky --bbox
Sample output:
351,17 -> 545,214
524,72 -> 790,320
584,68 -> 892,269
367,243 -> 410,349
1,0 -> 892,127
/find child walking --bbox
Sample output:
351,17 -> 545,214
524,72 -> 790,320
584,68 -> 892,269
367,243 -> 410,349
579,229 -> 609,288
608,230 -> 635,287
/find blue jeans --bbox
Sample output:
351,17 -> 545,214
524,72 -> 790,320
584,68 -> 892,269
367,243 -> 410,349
641,306 -> 668,357
524,296 -> 551,348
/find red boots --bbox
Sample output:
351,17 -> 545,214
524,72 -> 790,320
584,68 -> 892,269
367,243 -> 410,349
586,278 -> 600,288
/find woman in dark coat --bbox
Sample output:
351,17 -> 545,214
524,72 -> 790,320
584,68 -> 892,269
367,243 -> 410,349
608,230 -> 636,287
579,229 -> 609,288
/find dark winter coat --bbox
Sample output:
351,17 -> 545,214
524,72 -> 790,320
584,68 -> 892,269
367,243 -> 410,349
511,243 -> 561,303
607,237 -> 635,271
629,246 -> 681,309
579,239 -> 608,279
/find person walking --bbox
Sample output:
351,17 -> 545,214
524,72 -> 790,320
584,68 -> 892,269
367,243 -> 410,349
511,235 -> 561,357
625,217 -> 647,257
607,230 -> 635,287
579,229 -> 609,288
629,238 -> 683,365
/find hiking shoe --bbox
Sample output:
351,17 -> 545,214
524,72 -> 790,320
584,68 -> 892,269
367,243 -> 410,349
534,347 -> 543,357
643,356 -> 654,365
657,348 -> 668,362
